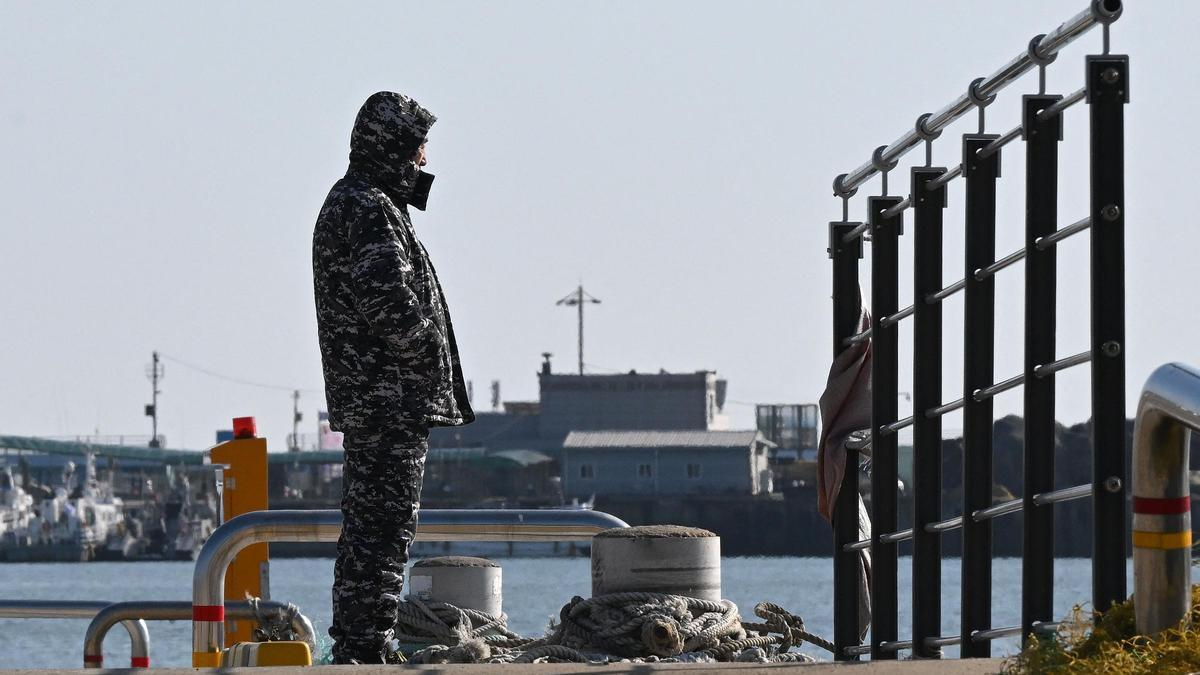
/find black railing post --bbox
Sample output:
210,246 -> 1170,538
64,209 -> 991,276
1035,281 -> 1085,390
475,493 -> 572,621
961,133 -> 1001,657
1021,93 -> 1063,643
829,220 -> 864,660
869,195 -> 903,660
911,168 -> 946,658
1087,53 -> 1129,615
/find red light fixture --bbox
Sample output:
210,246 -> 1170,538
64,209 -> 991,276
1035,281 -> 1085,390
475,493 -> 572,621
232,416 -> 257,439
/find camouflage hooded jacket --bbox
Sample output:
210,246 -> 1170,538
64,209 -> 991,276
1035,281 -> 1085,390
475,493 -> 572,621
313,92 -> 474,431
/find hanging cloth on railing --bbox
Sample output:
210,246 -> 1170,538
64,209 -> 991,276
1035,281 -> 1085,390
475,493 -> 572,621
817,304 -> 872,520
817,301 -> 873,639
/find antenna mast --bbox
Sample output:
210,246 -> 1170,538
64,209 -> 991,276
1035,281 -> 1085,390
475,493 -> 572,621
291,390 -> 303,452
144,351 -> 164,448
556,285 -> 601,375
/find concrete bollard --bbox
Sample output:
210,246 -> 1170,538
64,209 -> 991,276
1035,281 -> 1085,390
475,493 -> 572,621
591,525 -> 721,601
408,556 -> 502,616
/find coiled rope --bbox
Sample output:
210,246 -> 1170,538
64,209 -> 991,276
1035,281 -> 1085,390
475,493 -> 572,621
396,593 -> 831,664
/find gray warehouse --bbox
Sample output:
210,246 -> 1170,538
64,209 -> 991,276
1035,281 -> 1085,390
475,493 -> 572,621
561,430 -> 773,498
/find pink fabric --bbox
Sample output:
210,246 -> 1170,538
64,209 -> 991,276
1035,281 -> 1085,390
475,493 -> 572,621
817,307 -> 872,521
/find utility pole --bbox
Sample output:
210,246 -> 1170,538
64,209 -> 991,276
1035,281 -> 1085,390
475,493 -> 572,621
291,390 -> 303,452
556,285 -> 601,375
144,351 -> 163,448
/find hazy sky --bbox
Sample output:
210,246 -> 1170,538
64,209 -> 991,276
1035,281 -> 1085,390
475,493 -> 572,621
1,1 -> 1193,451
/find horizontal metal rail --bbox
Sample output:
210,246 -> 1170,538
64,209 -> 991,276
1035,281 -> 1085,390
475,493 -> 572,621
967,354 -> 1091,404
973,373 -> 1026,401
845,527 -> 915,551
1036,216 -> 1092,250
977,124 -> 1023,160
972,625 -> 1024,642
1033,483 -> 1092,505
972,621 -> 1064,643
927,278 -> 966,304
1038,87 -> 1087,121
909,484 -> 1096,538
880,416 -> 914,435
926,397 -> 965,418
925,635 -> 963,648
975,248 -> 1028,281
833,0 -> 1121,197
880,528 -> 914,544
882,197 -> 912,219
973,497 -> 1023,522
842,221 -> 871,243
844,327 -> 873,346
0,600 -> 114,619
926,164 -> 963,191
845,644 -> 873,656
925,515 -> 964,533
1034,350 -> 1092,376
881,304 -> 916,328
879,639 -> 913,653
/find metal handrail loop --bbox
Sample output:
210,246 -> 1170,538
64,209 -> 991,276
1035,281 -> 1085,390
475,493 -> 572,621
0,601 -> 150,669
1132,363 -> 1200,634
86,600 -> 312,669
192,508 -> 630,663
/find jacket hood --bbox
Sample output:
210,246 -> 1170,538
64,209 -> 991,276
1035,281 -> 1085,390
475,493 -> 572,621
348,91 -> 436,201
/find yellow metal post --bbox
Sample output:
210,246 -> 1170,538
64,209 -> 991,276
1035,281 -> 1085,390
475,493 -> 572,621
209,416 -> 269,647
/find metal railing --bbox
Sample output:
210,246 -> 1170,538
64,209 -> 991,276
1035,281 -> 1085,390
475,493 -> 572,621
191,507 -> 630,666
0,600 -> 150,668
83,600 -> 313,669
827,0 -> 1127,660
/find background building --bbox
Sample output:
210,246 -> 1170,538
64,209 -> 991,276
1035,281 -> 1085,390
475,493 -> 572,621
561,430 -> 772,498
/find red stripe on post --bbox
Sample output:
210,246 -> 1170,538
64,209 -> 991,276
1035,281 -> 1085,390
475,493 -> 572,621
83,654 -> 103,664
131,657 -> 150,668
1133,496 -> 1191,515
192,605 -> 225,621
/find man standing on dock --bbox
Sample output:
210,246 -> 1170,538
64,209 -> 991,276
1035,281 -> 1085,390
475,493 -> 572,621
312,91 -> 475,664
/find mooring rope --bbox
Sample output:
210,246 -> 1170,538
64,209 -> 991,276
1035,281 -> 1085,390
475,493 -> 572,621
394,592 -> 831,664
394,596 -> 535,649
247,597 -> 302,643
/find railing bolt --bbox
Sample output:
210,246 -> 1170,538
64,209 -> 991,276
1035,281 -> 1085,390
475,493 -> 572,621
1101,204 -> 1121,221
1101,67 -> 1121,84
1101,341 -> 1122,357
1104,476 -> 1122,493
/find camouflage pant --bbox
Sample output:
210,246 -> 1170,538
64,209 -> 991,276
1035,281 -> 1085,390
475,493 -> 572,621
330,423 -> 428,663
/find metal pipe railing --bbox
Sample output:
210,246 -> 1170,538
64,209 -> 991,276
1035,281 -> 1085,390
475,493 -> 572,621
1036,216 -> 1092,250
192,508 -> 630,666
84,600 -> 312,669
832,0 -> 1121,199
975,248 -> 1027,281
0,601 -> 150,668
927,278 -> 966,304
1132,363 -> 1200,634
827,0 -> 1128,660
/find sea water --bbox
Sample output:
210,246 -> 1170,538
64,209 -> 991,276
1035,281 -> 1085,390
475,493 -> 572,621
0,556 -> 1132,668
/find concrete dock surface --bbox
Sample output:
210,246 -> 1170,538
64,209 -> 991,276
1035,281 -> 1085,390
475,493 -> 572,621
9,659 -> 1008,674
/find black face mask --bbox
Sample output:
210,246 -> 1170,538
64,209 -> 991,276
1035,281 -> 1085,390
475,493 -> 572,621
408,171 -> 435,211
